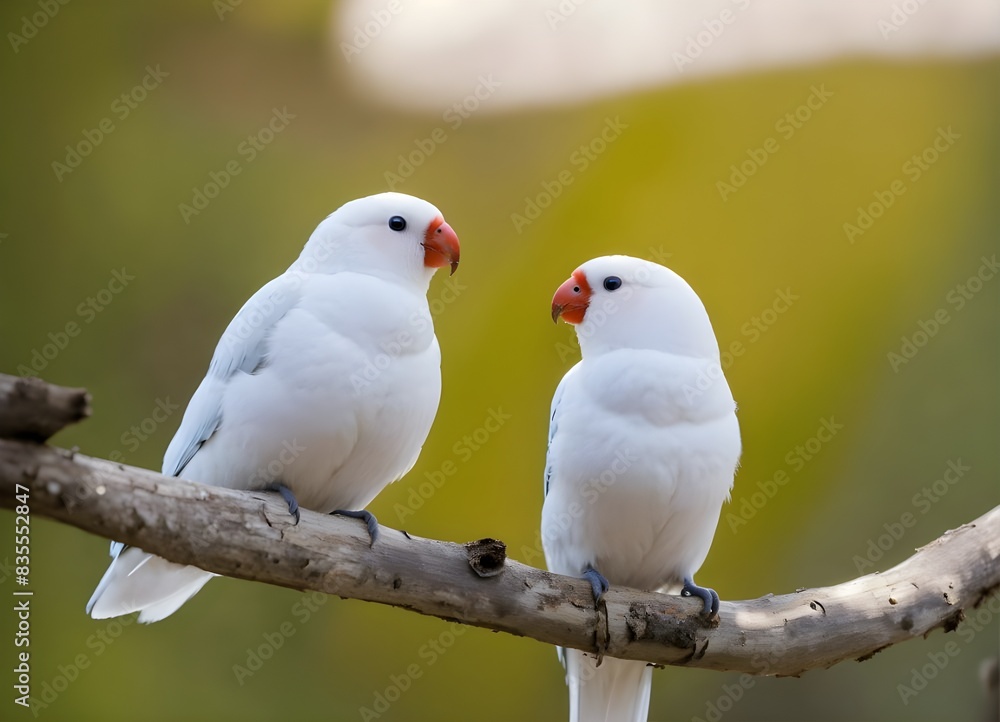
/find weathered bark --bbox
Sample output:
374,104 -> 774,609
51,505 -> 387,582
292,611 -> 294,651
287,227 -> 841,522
1,437 -> 997,675
0,374 -> 90,442
0,372 -> 998,676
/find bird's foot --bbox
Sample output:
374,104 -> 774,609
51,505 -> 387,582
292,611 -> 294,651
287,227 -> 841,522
681,576 -> 720,617
331,509 -> 380,547
265,482 -> 300,525
582,565 -> 611,665
582,565 -> 610,605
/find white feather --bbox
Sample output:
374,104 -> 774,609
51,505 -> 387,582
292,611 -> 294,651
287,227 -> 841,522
543,256 -> 741,720
88,192 -> 457,622
564,652 -> 651,722
86,546 -> 214,624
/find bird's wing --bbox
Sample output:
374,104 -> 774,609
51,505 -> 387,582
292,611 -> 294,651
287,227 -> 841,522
161,274 -> 303,477
547,363 -> 581,672
544,362 -> 578,499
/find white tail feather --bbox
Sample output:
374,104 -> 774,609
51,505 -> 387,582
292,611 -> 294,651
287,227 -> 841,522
86,546 -> 215,623
564,649 -> 653,722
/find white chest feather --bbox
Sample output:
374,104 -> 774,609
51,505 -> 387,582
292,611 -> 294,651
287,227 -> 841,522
542,350 -> 740,590
182,272 -> 442,512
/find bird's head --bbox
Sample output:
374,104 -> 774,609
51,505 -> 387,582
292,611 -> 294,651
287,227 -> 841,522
551,255 -> 721,360
298,192 -> 460,286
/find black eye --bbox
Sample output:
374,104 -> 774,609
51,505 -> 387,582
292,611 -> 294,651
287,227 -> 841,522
603,276 -> 622,291
388,216 -> 407,231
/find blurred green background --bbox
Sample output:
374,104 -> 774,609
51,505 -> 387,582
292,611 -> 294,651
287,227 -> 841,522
1,2 -> 998,721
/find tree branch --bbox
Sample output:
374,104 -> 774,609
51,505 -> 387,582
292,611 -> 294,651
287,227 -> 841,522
0,375 -> 90,442
1,373 -> 997,677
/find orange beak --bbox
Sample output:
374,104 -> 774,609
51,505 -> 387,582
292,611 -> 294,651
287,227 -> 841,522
422,217 -> 460,275
551,269 -> 591,324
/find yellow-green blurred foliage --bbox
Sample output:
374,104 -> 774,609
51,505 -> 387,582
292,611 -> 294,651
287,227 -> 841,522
1,2 -> 997,721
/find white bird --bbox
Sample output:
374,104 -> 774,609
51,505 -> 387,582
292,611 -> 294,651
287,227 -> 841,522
87,192 -> 460,623
543,256 -> 741,722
